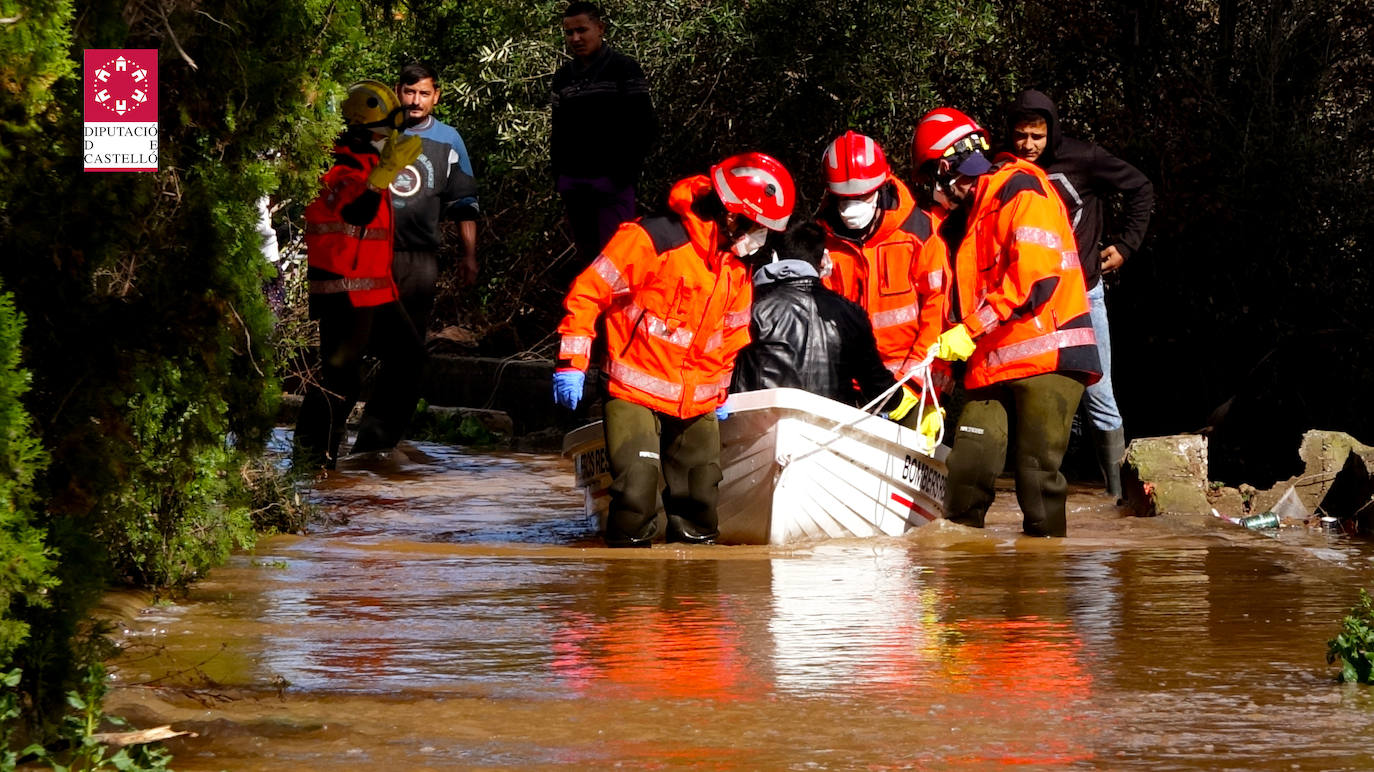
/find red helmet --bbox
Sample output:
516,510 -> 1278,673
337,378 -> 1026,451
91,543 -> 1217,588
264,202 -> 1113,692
912,107 -> 992,176
710,152 -> 795,231
823,131 -> 890,197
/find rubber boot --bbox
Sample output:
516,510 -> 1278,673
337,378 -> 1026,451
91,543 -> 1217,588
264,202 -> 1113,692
662,462 -> 721,543
942,400 -> 1008,529
666,514 -> 717,544
605,461 -> 660,548
1095,427 -> 1126,502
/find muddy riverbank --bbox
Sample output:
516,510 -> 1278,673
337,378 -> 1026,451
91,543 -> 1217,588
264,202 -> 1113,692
101,435 -> 1374,770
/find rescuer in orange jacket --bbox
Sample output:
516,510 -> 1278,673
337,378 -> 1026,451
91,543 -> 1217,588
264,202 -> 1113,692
913,107 -> 1101,537
294,80 -> 426,470
817,131 -> 951,450
554,152 -> 796,546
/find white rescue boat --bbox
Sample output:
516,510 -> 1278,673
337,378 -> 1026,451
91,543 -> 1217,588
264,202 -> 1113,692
562,387 -> 949,544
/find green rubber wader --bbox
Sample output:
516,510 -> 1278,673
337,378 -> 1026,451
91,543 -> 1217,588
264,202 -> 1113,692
943,372 -> 1084,537
602,399 -> 722,546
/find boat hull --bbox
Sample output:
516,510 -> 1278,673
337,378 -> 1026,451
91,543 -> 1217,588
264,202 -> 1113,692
562,388 -> 949,545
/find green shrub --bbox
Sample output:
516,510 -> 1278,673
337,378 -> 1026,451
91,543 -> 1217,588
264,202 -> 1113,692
0,291 -> 55,674
1327,589 -> 1374,684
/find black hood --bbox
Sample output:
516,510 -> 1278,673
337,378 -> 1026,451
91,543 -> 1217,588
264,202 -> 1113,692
1008,89 -> 1062,164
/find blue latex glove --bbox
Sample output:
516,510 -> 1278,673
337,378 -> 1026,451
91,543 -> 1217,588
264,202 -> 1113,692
552,369 -> 585,410
714,403 -> 730,421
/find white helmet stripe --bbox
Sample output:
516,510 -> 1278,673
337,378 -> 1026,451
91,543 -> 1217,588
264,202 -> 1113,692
753,211 -> 790,231
824,141 -> 840,169
732,166 -> 786,206
829,174 -> 886,196
926,126 -> 973,154
861,135 -> 874,166
713,166 -> 742,205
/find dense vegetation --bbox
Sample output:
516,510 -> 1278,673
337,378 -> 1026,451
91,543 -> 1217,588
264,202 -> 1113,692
1,0 -> 361,759
367,0 -> 1374,485
1,0 -> 1371,760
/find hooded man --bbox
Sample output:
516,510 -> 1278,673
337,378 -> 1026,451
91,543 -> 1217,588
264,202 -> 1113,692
1005,89 -> 1154,500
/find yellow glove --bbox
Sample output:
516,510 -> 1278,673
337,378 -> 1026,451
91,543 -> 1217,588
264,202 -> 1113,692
368,130 -> 423,190
917,403 -> 945,451
885,383 -> 920,422
935,324 -> 976,362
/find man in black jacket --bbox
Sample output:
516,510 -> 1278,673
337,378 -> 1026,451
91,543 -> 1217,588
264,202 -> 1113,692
731,223 -> 915,422
1005,89 -> 1154,500
552,2 -> 658,282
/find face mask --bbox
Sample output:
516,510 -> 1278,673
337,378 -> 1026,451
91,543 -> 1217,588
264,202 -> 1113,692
731,227 -> 769,258
837,193 -> 879,230
819,248 -> 833,279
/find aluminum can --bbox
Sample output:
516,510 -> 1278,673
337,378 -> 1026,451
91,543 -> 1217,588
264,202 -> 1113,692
1240,512 -> 1281,530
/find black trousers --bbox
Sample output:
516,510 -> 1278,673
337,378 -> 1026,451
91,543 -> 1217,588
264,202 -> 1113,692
354,250 -> 438,452
294,293 -> 424,466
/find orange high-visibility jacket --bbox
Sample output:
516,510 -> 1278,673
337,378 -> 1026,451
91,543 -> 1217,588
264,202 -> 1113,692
558,175 -> 753,418
303,141 -> 399,307
820,177 -> 952,392
947,155 -> 1101,389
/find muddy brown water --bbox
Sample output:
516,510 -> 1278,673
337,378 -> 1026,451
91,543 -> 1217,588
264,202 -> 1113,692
103,431 -> 1374,770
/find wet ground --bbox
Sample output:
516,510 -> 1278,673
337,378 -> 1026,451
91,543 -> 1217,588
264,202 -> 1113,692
103,431 -> 1374,770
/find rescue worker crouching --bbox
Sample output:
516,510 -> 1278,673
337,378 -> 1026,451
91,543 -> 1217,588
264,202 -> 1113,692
553,153 -> 796,546
913,107 -> 1101,537
816,131 -> 951,450
293,80 -> 426,470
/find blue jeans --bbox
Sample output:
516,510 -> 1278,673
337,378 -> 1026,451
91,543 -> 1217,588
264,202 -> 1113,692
1083,281 -> 1123,432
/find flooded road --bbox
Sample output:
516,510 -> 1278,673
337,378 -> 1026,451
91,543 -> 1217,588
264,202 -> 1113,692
106,432 -> 1374,769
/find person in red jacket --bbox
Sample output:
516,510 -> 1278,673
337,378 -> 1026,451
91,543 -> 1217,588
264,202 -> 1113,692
913,107 -> 1101,536
817,131 -> 950,449
554,153 -> 795,546
294,81 -> 425,470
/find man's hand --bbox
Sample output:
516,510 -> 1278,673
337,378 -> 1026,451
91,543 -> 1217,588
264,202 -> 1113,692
552,369 -> 585,410
885,383 -> 920,422
917,404 -> 945,451
368,131 -> 423,190
456,253 -> 479,286
935,324 -> 976,362
1100,245 -> 1125,274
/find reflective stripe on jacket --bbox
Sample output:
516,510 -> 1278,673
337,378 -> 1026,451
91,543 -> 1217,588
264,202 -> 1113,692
949,155 -> 1101,389
557,175 -> 752,418
820,177 -> 952,393
303,142 -> 398,308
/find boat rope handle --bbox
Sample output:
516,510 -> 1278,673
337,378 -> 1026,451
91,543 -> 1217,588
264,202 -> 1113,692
857,347 -> 944,450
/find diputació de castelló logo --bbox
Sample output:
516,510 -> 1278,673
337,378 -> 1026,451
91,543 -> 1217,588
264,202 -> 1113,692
84,49 -> 159,172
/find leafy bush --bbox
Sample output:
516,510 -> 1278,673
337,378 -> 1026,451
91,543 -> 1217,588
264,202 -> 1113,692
0,0 -> 367,741
0,291 -> 55,673
1327,589 -> 1374,684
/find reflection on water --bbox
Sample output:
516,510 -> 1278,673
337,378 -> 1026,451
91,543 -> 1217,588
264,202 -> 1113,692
106,434 -> 1374,770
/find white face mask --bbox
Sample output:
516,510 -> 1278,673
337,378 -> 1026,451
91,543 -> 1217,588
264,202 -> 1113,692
837,192 -> 879,230
731,227 -> 769,258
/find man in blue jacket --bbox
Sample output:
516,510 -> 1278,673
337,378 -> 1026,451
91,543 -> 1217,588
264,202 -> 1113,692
1005,89 -> 1154,500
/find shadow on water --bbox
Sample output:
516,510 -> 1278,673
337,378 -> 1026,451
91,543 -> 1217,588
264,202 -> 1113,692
105,431 -> 1374,770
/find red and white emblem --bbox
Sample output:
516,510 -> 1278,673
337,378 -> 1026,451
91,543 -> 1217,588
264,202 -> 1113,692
88,53 -> 156,120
